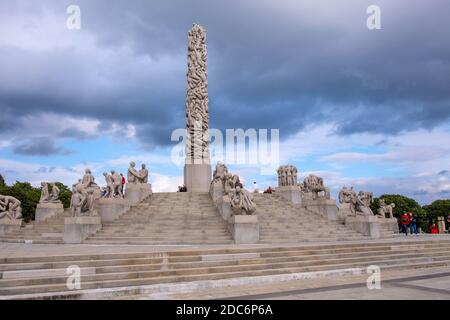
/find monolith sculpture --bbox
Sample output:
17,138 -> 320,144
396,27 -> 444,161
184,23 -> 212,192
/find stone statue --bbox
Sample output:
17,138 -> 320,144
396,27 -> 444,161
102,172 -> 114,198
377,199 -> 395,219
127,161 -> 148,184
0,195 -> 23,220
277,165 -> 299,187
71,184 -> 97,217
111,170 -> 123,197
355,191 -> 374,216
303,174 -> 330,200
82,169 -> 99,189
70,169 -> 100,216
39,182 -> 50,203
40,182 -> 61,203
138,164 -> 149,183
230,186 -> 256,215
185,23 -> 210,163
50,183 -> 60,202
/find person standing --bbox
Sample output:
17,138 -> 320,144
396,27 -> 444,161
446,214 -> 450,233
400,212 -> 410,236
409,212 -> 418,236
430,223 -> 439,234
120,173 -> 126,195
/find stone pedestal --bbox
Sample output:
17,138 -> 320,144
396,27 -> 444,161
0,219 -> 22,236
345,215 -> 381,239
184,163 -> 211,193
228,215 -> 259,244
125,183 -> 152,205
438,216 -> 446,234
97,198 -> 130,223
380,218 -> 399,234
35,202 -> 64,222
276,186 -> 302,204
304,198 -> 339,221
217,195 -> 233,222
63,216 -> 102,244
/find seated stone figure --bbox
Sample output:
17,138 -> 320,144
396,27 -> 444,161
355,191 -> 374,216
0,195 -> 23,220
377,199 -> 395,219
338,186 -> 357,215
127,161 -> 149,184
39,182 -> 61,203
71,184 -> 97,217
230,186 -> 256,215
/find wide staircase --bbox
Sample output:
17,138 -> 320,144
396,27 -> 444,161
254,193 -> 396,242
1,239 -> 450,299
0,192 -> 398,245
0,211 -> 70,244
85,192 -> 233,245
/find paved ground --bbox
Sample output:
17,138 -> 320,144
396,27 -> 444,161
132,267 -> 450,300
1,235 -> 449,259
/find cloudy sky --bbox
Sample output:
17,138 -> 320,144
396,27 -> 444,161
0,0 -> 449,204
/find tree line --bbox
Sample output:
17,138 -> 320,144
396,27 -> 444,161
0,175 -> 72,222
1,174 -> 449,229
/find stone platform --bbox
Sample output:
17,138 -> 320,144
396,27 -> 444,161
1,237 -> 450,299
35,202 -> 64,222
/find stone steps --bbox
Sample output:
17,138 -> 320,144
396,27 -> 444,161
1,240 -> 450,298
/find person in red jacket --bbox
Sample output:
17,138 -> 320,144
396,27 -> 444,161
430,223 -> 439,234
400,212 -> 410,236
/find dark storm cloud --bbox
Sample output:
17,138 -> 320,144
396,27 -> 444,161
13,138 -> 71,156
1,0 -> 450,151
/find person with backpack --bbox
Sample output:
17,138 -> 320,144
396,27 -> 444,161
400,212 -> 410,236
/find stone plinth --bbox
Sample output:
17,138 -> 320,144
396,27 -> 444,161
184,163 -> 211,193
228,215 -> 259,244
0,218 -> 22,236
125,183 -> 152,205
35,202 -> 64,222
438,216 -> 446,234
276,186 -> 302,204
63,216 -> 102,244
380,218 -> 399,234
345,215 -> 380,239
97,198 -> 130,223
217,195 -> 233,222
304,198 -> 339,221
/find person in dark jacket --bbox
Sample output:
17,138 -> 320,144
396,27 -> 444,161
409,212 -> 418,235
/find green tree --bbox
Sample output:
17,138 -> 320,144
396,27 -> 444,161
371,194 -> 428,230
0,175 -> 72,221
7,181 -> 41,222
423,200 -> 450,223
